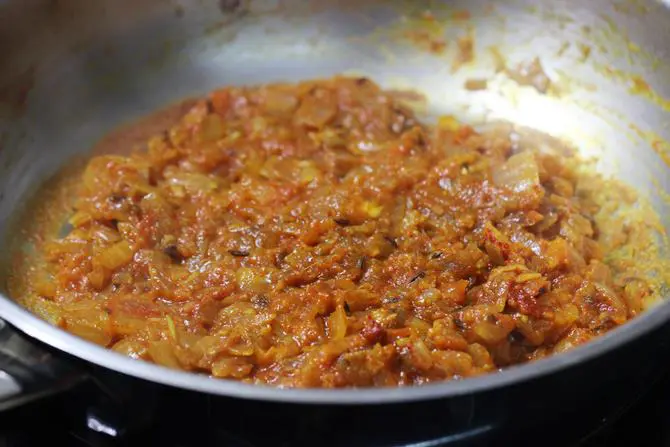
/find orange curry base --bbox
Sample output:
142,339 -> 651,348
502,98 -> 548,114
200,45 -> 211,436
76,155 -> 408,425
12,77 -> 650,387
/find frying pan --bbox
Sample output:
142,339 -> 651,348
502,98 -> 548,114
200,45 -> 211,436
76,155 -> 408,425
1,0 -> 670,410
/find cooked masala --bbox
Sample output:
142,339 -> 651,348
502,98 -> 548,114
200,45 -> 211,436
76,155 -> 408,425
8,76 -> 663,387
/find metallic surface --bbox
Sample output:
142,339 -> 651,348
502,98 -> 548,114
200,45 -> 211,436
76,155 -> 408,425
0,371 -> 20,404
0,0 -> 669,404
0,318 -> 85,410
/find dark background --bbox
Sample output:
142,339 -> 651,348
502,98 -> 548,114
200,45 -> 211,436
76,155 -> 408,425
3,317 -> 670,447
1,369 -> 669,447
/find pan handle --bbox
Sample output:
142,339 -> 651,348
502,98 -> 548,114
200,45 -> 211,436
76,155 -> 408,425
0,318 -> 87,411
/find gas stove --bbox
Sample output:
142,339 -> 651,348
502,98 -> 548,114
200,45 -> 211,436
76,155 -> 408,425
3,318 -> 670,447
1,355 -> 669,447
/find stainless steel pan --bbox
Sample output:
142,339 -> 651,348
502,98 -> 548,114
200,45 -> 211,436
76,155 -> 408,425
1,0 -> 670,408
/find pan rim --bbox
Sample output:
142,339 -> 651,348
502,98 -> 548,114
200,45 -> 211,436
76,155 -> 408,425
1,293 -> 669,404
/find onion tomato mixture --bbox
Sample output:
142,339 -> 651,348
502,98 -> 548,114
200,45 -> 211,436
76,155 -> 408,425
11,77 -> 656,387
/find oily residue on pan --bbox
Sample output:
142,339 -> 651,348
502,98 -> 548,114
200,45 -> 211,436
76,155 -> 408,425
403,3 -> 670,157
452,27 -> 475,72
400,9 -> 473,59
606,69 -> 670,113
627,123 -> 670,169
90,98 -> 198,157
355,6 -> 549,93
402,16 -> 448,55
573,161 -> 670,310
349,4 -> 479,67
4,158 -> 85,300
6,96 -> 197,304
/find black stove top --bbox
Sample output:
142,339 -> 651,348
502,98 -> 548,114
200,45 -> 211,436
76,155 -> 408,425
1,360 -> 669,447
4,319 -> 670,447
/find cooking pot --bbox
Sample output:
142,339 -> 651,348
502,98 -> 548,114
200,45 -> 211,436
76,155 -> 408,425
1,0 -> 670,417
